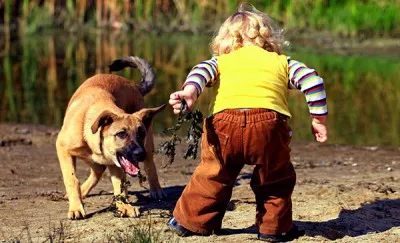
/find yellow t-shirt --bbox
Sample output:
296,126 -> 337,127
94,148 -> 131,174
210,46 -> 291,117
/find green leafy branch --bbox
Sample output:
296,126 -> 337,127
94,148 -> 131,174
157,99 -> 204,167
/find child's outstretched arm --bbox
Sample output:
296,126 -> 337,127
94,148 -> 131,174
169,85 -> 198,115
288,58 -> 328,143
169,57 -> 219,115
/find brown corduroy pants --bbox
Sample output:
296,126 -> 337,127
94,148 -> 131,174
173,109 -> 296,235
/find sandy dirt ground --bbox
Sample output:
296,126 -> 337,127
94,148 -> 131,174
0,123 -> 399,242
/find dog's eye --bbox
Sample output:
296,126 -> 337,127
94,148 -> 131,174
115,131 -> 128,139
137,127 -> 146,138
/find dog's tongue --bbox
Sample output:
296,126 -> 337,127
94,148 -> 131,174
120,156 -> 139,176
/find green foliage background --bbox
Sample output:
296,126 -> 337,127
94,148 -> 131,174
1,0 -> 400,37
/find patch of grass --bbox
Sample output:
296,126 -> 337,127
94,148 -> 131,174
107,215 -> 179,243
1,216 -> 177,242
0,220 -> 71,243
43,220 -> 71,243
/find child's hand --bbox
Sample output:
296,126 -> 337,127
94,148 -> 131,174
311,117 -> 328,143
169,85 -> 198,115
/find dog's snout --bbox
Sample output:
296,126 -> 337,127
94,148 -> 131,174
121,144 -> 147,162
133,147 -> 147,161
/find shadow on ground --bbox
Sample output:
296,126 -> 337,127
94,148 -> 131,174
210,199 -> 400,241
85,185 -> 185,219
82,186 -> 399,241
296,199 -> 400,240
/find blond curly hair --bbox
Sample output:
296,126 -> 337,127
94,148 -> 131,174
211,3 -> 285,56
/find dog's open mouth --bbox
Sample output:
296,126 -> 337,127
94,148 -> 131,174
116,154 -> 140,176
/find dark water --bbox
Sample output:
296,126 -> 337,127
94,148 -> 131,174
1,31 -> 400,147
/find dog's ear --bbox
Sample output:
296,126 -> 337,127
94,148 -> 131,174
136,104 -> 167,128
91,110 -> 118,134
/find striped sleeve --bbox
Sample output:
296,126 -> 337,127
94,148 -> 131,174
182,57 -> 218,95
288,57 -> 328,117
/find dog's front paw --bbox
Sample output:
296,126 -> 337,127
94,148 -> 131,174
115,201 -> 140,217
68,203 -> 86,220
149,189 -> 167,200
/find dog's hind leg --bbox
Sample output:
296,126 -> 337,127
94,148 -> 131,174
81,161 -> 106,199
108,165 -> 140,217
56,143 -> 85,219
144,127 -> 166,199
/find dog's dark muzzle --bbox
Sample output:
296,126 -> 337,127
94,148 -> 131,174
121,144 -> 147,162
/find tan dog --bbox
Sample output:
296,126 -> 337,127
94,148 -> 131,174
56,56 -> 166,219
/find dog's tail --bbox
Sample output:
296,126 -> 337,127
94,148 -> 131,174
109,56 -> 155,96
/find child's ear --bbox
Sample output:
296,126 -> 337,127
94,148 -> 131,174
135,104 -> 167,128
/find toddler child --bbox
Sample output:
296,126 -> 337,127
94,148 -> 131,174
167,3 -> 328,242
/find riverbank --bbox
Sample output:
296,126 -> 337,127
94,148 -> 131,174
0,123 -> 399,242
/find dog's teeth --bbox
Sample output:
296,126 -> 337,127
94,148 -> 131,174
115,160 -> 121,168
